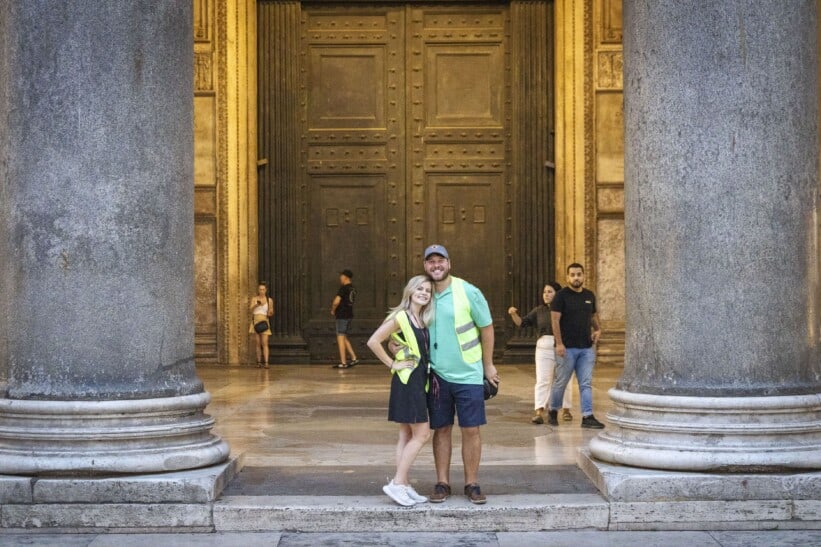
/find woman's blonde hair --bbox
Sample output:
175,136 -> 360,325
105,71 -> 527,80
386,275 -> 435,327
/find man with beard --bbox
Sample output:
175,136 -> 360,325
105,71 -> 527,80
422,244 -> 498,505
547,263 -> 606,429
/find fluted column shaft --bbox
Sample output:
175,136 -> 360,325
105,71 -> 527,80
0,0 -> 228,473
590,0 -> 821,470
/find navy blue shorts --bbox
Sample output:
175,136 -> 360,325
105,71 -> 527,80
335,318 -> 352,334
427,371 -> 486,429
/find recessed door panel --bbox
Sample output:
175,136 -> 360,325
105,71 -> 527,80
427,174 -> 504,313
426,46 -> 504,126
308,47 -> 386,129
311,176 -> 384,316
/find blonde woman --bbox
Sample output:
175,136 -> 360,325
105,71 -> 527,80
249,281 -> 274,368
367,275 -> 434,506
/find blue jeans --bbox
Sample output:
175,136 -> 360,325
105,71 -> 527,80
549,346 -> 595,416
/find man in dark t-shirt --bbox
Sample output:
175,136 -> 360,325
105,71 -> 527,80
331,269 -> 359,369
547,263 -> 605,429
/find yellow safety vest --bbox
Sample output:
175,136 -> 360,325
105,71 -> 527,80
451,277 -> 483,364
391,310 -> 420,383
390,311 -> 429,392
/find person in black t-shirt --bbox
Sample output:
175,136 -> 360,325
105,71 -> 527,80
331,269 -> 359,369
546,263 -> 605,429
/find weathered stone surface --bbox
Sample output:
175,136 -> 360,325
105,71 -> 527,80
1,503 -> 213,530
579,450 -> 821,502
589,391 -> 821,471
620,0 -> 820,397
31,457 -> 241,503
596,218 -> 625,323
591,0 -> 821,472
0,476 -> 32,504
795,500 -> 821,522
0,1 -> 199,401
610,500 -> 791,526
212,494 -> 609,532
0,0 -> 228,474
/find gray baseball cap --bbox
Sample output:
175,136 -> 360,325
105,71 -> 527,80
423,244 -> 449,260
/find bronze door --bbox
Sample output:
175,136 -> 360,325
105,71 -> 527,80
258,1 -> 554,362
300,4 -> 509,360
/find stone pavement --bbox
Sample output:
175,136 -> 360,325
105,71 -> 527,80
1,530 -> 820,546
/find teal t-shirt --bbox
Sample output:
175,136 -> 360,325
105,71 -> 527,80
429,278 -> 493,385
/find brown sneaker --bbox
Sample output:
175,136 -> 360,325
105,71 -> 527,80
464,483 -> 486,505
562,408 -> 573,421
429,482 -> 451,503
531,408 -> 545,424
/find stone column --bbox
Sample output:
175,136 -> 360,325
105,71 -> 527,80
589,1 -> 821,470
0,1 -> 229,473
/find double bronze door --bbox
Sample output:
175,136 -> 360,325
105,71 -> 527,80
259,2 -> 553,361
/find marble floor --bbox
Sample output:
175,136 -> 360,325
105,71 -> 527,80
199,361 -> 621,470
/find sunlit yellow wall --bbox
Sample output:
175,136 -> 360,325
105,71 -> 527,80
193,0 -> 257,365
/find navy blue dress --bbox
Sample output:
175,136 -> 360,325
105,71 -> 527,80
387,322 -> 429,424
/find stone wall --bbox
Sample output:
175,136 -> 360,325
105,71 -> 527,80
593,0 -> 625,329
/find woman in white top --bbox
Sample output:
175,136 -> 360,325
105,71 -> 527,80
249,281 -> 274,368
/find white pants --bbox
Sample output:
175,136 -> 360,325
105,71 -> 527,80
535,335 -> 573,410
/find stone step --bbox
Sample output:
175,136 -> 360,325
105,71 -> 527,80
2,457 -> 818,533
213,494 -> 608,532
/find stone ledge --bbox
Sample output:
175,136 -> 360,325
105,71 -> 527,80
212,494 -> 609,532
578,449 -> 821,501
0,455 -> 242,505
0,503 -> 214,530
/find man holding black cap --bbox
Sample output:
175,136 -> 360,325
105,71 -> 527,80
422,244 -> 498,505
331,269 -> 359,369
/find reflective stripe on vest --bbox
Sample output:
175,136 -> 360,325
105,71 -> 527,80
451,277 -> 482,363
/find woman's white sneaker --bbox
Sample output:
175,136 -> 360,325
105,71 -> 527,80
383,480 -> 415,506
405,484 -> 428,503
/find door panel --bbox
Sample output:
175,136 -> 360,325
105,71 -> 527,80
427,174 -> 504,311
311,176 -> 384,316
409,5 -> 509,316
308,47 -> 386,129
425,46 -> 504,126
301,5 -> 407,359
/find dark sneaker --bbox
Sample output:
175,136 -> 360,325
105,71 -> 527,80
581,415 -> 605,429
348,359 -> 359,367
547,409 -> 559,426
464,483 -> 486,505
429,482 -> 451,503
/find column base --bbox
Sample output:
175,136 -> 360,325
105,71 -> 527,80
0,392 -> 230,474
578,449 -> 821,530
578,449 -> 821,501
589,388 -> 821,471
0,456 -> 242,531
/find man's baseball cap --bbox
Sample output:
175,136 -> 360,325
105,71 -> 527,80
340,269 -> 354,279
423,244 -> 449,260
